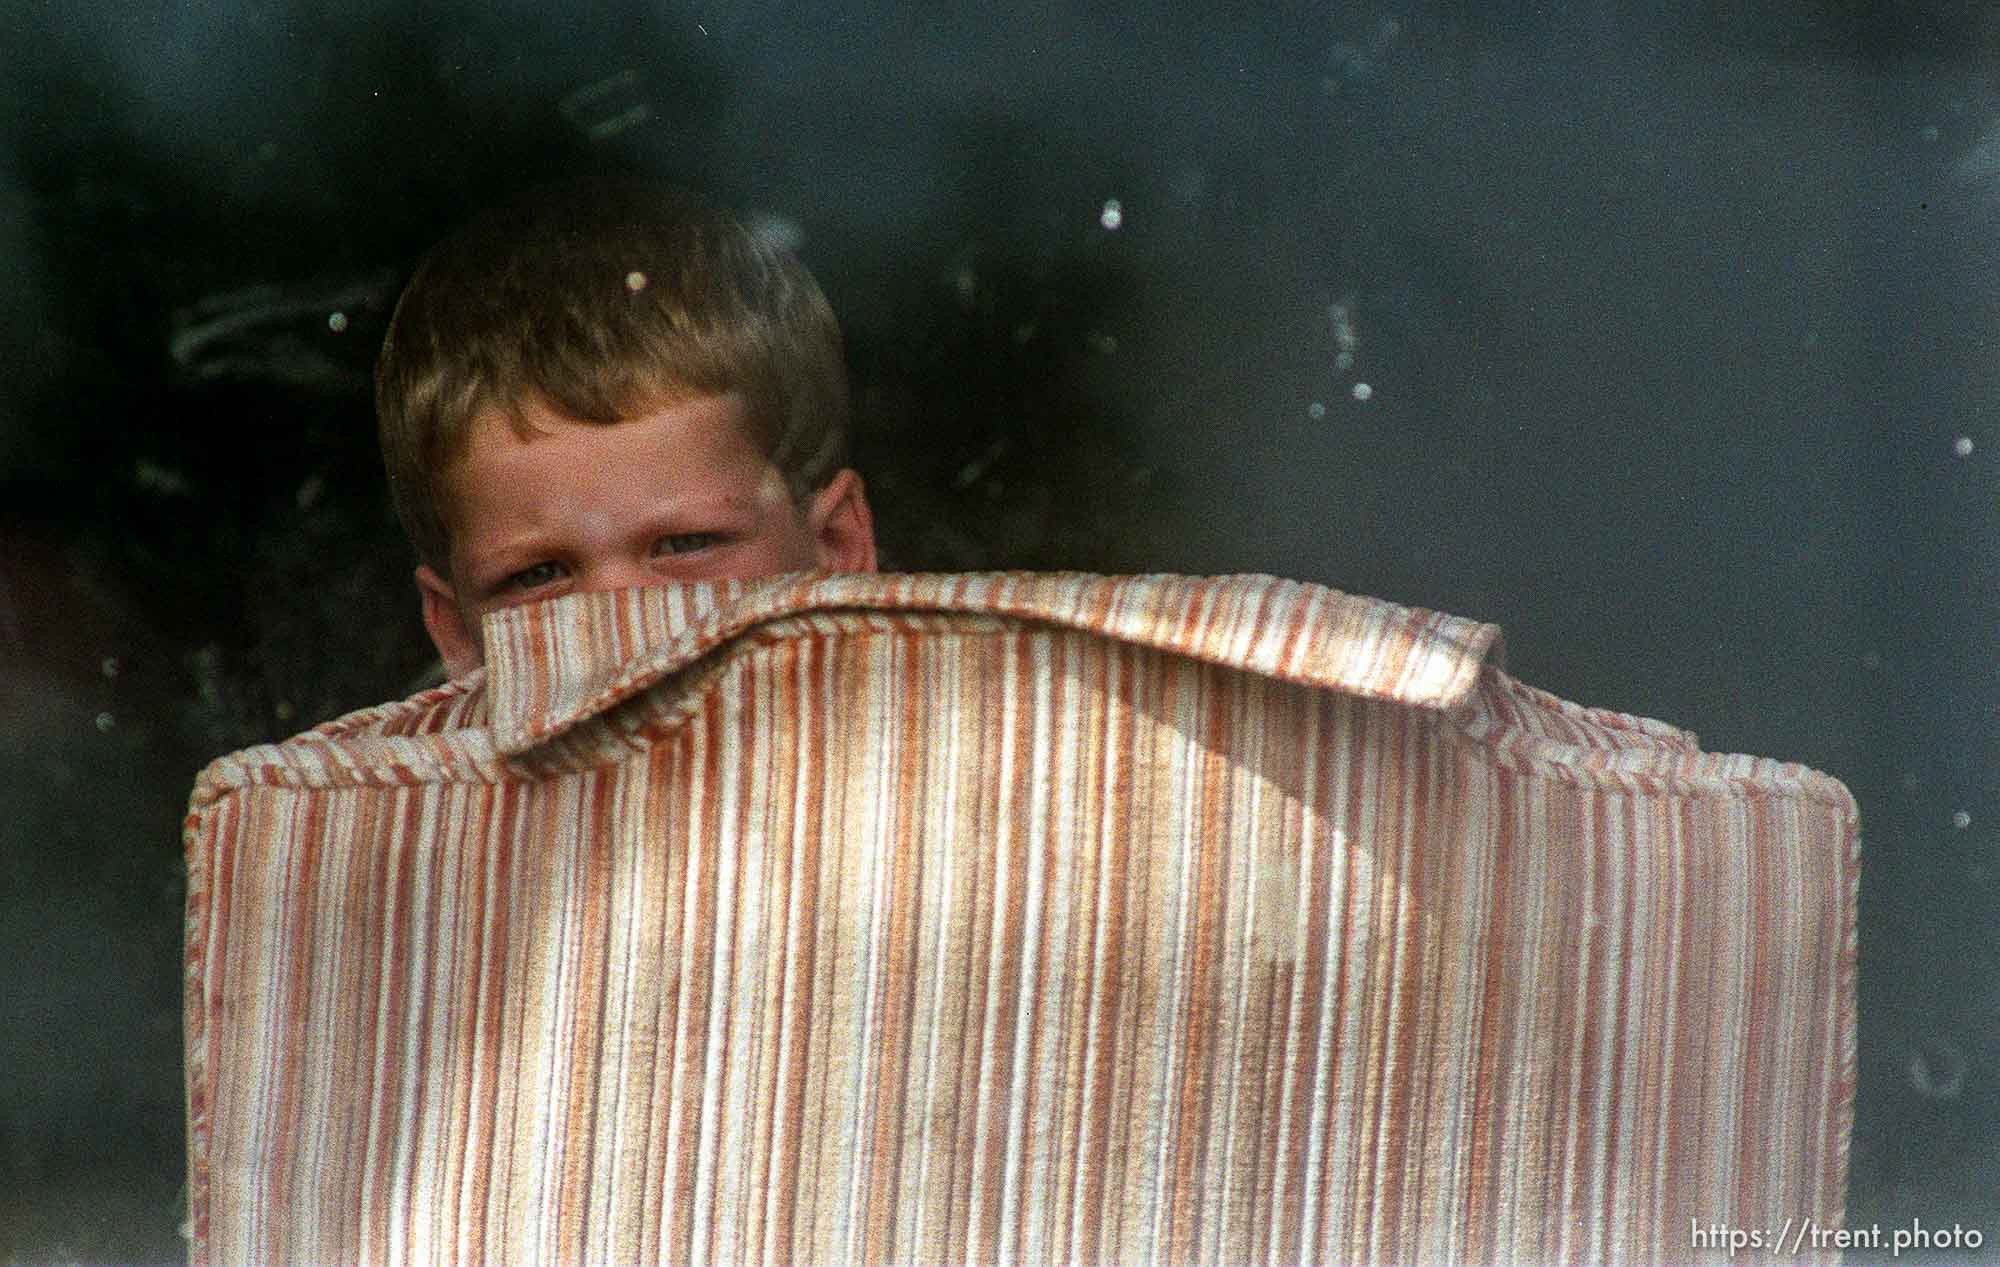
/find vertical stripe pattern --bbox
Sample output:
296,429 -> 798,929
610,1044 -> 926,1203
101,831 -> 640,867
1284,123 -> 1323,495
185,572 -> 1858,1265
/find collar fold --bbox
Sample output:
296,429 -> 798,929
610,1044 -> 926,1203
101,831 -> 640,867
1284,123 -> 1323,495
480,571 -> 1505,757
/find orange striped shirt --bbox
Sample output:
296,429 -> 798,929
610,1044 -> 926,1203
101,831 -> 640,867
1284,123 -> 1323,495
184,572 -> 1857,1264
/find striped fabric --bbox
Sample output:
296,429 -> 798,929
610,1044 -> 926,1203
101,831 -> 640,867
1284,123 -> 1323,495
183,572 -> 1858,1265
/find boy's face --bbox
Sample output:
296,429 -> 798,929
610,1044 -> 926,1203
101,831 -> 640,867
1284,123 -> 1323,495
415,391 -> 876,679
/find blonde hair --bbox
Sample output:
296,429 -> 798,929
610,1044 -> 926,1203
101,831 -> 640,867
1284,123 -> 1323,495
375,179 -> 849,576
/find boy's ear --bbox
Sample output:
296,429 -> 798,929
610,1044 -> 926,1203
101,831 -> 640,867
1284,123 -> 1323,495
806,468 -> 878,574
415,565 -> 485,680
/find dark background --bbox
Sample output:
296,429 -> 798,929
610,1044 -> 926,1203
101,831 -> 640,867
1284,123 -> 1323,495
2,0 -> 1994,1261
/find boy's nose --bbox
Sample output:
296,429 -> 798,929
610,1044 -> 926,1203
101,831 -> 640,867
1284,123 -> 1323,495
564,547 -> 664,591
575,559 -> 657,594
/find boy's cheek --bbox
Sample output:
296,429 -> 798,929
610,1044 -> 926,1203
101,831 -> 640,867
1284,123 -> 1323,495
751,467 -> 793,512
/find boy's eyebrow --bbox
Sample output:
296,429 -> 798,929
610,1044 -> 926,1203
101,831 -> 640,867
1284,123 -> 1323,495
474,493 -> 763,566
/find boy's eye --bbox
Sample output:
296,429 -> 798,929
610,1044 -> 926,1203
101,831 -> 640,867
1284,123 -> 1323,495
505,562 -> 565,592
656,533 -> 719,555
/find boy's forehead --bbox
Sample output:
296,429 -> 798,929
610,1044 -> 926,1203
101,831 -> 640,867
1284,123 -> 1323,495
440,393 -> 790,535
451,386 -> 752,454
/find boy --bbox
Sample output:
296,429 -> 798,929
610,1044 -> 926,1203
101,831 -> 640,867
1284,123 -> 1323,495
375,179 -> 878,681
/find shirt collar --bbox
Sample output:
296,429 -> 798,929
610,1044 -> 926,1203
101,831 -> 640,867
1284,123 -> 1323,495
481,572 -> 1504,757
